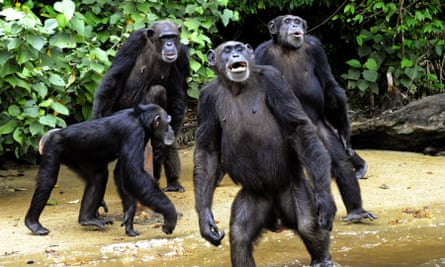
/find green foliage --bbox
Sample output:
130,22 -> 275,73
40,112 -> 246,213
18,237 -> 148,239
0,0 -> 239,161
337,0 -> 445,107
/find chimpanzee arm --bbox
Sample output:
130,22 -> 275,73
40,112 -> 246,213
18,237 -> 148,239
308,36 -> 351,149
92,29 -> 149,119
193,85 -> 225,245
263,66 -> 336,230
166,45 -> 190,135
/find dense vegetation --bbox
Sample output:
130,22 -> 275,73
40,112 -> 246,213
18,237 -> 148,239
0,0 -> 444,162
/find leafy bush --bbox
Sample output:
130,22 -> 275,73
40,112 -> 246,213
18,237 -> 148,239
337,0 -> 445,108
0,0 -> 238,161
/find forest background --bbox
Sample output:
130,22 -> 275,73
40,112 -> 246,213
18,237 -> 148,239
0,0 -> 444,162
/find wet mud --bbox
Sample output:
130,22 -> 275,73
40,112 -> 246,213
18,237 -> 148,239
1,149 -> 444,266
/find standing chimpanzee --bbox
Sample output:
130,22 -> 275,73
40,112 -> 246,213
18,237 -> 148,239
194,41 -> 336,266
25,104 -> 178,237
92,20 -> 189,193
255,14 -> 375,221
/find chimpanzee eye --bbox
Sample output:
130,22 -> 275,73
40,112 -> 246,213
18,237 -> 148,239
235,45 -> 244,52
223,46 -> 232,53
284,18 -> 291,24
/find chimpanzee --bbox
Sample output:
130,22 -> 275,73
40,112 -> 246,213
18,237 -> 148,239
25,104 -> 178,237
92,20 -> 189,193
255,14 -> 375,221
194,41 -> 336,266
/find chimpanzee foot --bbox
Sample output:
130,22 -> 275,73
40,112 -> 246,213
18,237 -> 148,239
25,220 -> 50,235
121,223 -> 139,237
79,217 -> 113,230
163,180 -> 185,192
342,209 -> 377,222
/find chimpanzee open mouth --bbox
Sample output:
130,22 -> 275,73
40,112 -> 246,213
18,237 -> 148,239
292,31 -> 303,38
229,61 -> 247,72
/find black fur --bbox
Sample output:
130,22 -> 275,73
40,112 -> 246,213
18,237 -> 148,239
194,41 -> 336,266
25,104 -> 177,237
92,20 -> 189,193
255,15 -> 375,221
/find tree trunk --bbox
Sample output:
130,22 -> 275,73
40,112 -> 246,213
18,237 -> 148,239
351,93 -> 445,153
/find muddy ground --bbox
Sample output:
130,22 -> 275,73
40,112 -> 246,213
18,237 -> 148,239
0,148 -> 445,266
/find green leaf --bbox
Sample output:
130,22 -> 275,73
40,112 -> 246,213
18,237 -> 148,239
362,70 -> 378,82
39,114 -> 57,127
345,69 -> 361,80
8,105 -> 21,117
401,58 -> 413,69
23,107 -> 40,118
54,0 -> 76,21
364,58 -> 378,70
29,121 -> 44,136
357,80 -> 369,92
33,82 -> 48,99
0,120 -> 18,135
49,32 -> 76,48
49,74 -> 66,87
220,9 -> 234,26
345,59 -> 361,68
50,101 -> 70,115
25,35 -> 46,51
13,128 -> 24,145
189,59 -> 201,72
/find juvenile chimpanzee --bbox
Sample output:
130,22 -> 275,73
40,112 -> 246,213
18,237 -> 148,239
93,20 -> 189,193
25,104 -> 178,237
255,14 -> 375,221
194,41 -> 336,266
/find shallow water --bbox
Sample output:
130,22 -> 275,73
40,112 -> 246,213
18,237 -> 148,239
0,149 -> 444,266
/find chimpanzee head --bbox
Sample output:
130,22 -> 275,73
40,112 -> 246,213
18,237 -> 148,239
268,15 -> 307,49
135,104 -> 175,146
147,20 -> 182,63
206,41 -> 255,83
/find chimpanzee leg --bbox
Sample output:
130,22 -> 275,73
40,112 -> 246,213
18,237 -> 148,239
123,169 -> 177,235
230,189 -> 273,267
163,143 -> 184,192
280,179 -> 333,266
76,164 -> 113,229
151,139 -> 165,181
323,129 -> 376,221
114,160 -> 139,236
25,153 -> 61,235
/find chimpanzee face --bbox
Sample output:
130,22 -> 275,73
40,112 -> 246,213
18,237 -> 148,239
153,112 -> 175,146
147,21 -> 181,63
207,41 -> 254,82
269,15 -> 307,49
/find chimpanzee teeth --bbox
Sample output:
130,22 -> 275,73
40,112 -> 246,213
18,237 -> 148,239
231,67 -> 246,72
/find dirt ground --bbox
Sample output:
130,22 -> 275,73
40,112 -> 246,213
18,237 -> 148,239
0,148 -> 445,266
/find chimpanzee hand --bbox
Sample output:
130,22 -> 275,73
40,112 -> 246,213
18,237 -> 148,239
162,211 -> 178,235
199,208 -> 225,246
340,135 -> 354,157
315,192 -> 337,231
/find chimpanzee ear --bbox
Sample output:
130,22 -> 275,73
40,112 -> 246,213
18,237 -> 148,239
152,114 -> 161,129
245,43 -> 255,60
268,18 -> 279,35
177,25 -> 182,33
146,26 -> 155,39
302,18 -> 308,32
207,50 -> 217,67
